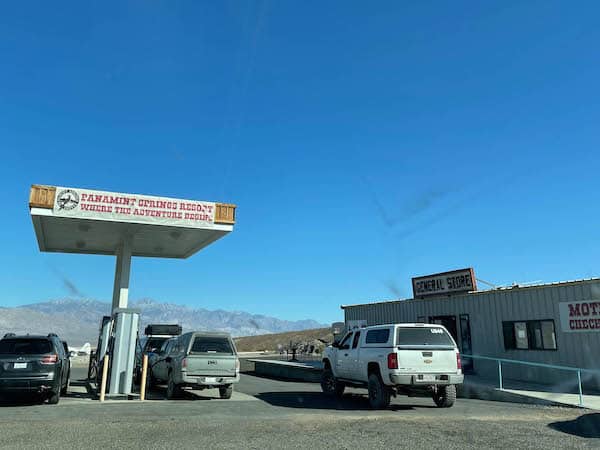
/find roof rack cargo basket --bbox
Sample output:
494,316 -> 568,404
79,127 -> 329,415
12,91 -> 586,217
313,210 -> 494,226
145,324 -> 182,336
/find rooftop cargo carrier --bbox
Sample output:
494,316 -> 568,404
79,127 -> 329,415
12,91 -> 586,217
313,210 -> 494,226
145,324 -> 182,336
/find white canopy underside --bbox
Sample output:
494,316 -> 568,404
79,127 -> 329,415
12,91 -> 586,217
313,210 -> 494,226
31,208 -> 232,259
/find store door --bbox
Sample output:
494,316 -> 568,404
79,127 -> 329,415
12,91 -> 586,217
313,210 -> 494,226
459,314 -> 474,373
429,315 -> 458,342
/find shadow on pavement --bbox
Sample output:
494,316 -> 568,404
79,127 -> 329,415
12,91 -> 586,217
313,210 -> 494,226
0,394 -> 45,407
255,391 -> 433,411
145,385 -> 224,401
549,413 -> 600,438
241,371 -> 319,384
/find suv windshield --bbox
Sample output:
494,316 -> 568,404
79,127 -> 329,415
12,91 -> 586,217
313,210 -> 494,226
190,337 -> 233,355
0,339 -> 53,355
396,328 -> 454,347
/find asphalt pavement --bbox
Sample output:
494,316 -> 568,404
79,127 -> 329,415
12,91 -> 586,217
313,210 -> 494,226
0,366 -> 598,449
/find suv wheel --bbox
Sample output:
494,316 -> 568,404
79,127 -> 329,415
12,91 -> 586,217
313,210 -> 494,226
321,368 -> 344,398
432,385 -> 456,408
368,373 -> 391,409
166,373 -> 180,400
219,385 -> 233,399
47,390 -> 60,405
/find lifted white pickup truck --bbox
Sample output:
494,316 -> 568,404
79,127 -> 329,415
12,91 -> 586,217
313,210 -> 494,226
322,323 -> 464,409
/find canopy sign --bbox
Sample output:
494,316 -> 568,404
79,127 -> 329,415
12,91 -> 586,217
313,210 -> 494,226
52,186 -> 216,229
412,268 -> 476,298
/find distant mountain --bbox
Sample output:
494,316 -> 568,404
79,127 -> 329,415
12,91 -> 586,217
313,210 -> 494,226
0,298 -> 326,346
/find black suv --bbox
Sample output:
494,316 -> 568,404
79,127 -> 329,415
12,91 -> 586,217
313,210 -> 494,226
0,333 -> 71,404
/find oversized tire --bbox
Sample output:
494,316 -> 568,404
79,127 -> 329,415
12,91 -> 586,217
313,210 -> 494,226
60,372 -> 70,396
47,390 -> 60,405
368,373 -> 391,409
166,373 -> 181,400
219,385 -> 233,399
432,385 -> 456,408
321,368 -> 345,398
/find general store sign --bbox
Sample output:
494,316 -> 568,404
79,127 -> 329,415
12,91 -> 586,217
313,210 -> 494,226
52,186 -> 216,229
412,268 -> 476,298
559,300 -> 600,332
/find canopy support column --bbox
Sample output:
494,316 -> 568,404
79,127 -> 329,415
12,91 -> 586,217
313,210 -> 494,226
112,236 -> 133,312
108,235 -> 137,396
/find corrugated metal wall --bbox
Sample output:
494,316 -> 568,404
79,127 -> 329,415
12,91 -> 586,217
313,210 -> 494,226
343,280 -> 600,385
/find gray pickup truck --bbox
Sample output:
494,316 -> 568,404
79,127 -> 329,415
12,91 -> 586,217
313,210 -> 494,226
148,331 -> 240,399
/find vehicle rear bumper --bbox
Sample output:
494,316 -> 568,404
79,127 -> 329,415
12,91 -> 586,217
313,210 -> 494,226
181,373 -> 240,387
389,373 -> 464,386
0,374 -> 56,393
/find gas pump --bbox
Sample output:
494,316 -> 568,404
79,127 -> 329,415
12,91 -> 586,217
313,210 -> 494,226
92,309 -> 140,397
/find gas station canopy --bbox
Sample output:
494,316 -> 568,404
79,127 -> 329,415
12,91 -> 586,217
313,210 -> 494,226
28,184 -> 236,397
29,185 -> 236,258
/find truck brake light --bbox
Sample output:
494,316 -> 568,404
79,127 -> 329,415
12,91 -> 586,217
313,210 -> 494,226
387,352 -> 398,369
182,358 -> 187,369
456,352 -> 462,370
235,359 -> 240,373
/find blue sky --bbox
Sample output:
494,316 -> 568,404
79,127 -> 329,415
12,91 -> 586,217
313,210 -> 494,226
0,1 -> 598,323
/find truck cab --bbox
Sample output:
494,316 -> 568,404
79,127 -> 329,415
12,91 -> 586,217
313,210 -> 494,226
322,323 -> 463,409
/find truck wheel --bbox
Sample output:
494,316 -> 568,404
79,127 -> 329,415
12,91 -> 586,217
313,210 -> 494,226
47,390 -> 60,405
167,373 -> 181,400
368,373 -> 391,409
219,385 -> 233,399
432,385 -> 456,408
321,368 -> 344,397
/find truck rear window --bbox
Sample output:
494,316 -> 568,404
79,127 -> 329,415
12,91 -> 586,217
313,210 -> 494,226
190,337 -> 233,355
0,339 -> 53,355
396,328 -> 454,347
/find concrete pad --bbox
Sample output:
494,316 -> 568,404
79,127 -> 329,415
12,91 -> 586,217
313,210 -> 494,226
504,389 -> 600,410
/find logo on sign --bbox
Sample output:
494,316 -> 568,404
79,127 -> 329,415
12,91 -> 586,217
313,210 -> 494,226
56,189 -> 80,210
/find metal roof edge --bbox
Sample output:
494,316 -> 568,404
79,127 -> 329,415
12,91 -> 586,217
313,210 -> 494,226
340,277 -> 600,309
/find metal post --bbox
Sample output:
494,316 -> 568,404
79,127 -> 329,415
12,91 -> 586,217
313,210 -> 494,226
577,370 -> 584,407
498,361 -> 503,390
100,354 -> 109,402
140,354 -> 148,401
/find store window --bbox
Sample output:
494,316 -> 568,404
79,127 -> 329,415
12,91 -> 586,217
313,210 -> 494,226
502,320 -> 557,351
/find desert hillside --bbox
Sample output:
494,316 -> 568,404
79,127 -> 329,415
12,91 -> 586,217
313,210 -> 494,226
235,327 -> 334,352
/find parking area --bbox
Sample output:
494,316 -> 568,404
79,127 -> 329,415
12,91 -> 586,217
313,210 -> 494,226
0,366 -> 598,449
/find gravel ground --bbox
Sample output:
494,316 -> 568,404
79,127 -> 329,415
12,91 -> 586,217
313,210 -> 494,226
0,369 -> 597,449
